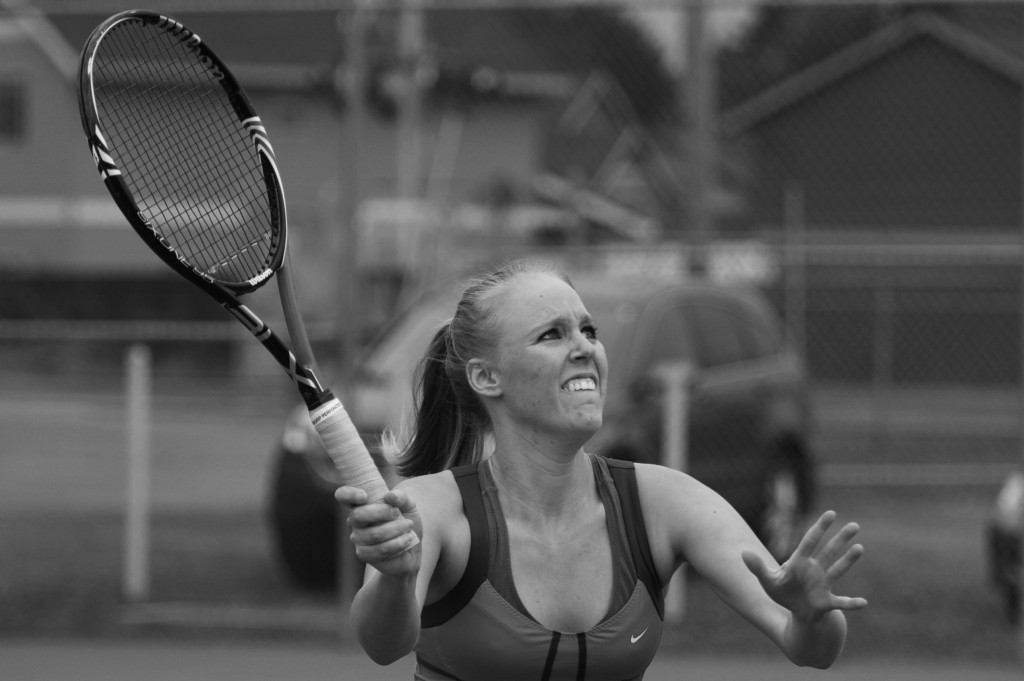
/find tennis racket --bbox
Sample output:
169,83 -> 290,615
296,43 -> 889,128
77,10 -> 389,503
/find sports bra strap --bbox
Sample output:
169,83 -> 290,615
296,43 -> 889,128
420,464 -> 490,628
421,459 -> 665,627
604,459 -> 665,619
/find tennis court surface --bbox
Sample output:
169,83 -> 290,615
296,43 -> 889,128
1,638 -> 1019,681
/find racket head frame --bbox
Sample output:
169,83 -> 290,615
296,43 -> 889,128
77,9 -> 287,302
76,12 -> 391,501
77,10 -> 330,409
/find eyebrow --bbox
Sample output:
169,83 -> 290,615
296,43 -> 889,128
527,311 -> 595,336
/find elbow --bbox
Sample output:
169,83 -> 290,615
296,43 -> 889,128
796,656 -> 836,671
785,647 -> 840,670
354,621 -> 418,666
783,611 -> 846,670
357,631 -> 416,666
363,647 -> 407,667
356,623 -> 419,666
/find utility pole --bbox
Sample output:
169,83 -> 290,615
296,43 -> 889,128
338,1 -> 369,382
335,0 -> 370,641
685,0 -> 716,276
397,0 -> 425,201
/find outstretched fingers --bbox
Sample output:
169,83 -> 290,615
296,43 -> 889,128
828,592 -> 869,612
817,521 -> 862,570
824,539 -> 864,585
817,515 -> 868,612
792,510 -> 836,560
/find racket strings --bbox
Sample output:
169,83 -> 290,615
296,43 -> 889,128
117,40 -> 268,276
91,20 -> 279,285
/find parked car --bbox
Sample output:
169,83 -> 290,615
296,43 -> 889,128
267,272 -> 817,590
987,468 -> 1023,625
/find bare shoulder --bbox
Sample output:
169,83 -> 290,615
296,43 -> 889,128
393,470 -> 471,601
633,462 -> 742,525
633,462 -> 718,510
393,470 -> 464,522
633,462 -> 763,579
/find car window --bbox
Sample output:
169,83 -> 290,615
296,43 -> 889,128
689,303 -> 751,368
643,305 -> 696,370
743,306 -> 784,357
360,296 -> 454,381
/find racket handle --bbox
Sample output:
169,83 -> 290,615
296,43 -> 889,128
310,397 -> 389,503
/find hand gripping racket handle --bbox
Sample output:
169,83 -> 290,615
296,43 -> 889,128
310,398 -> 389,503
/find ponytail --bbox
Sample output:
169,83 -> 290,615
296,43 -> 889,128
394,322 -> 489,477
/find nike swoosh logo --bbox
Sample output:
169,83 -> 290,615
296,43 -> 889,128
630,628 -> 649,644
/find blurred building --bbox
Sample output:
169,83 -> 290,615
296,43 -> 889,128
0,2 -> 676,344
718,3 -> 1024,387
8,2 -> 1024,384
722,7 -> 1024,239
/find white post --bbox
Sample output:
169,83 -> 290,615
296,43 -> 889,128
660,361 -> 693,625
123,343 -> 152,602
783,181 -> 806,357
396,0 -> 425,201
684,0 -> 715,275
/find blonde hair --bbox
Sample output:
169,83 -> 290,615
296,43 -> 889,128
394,259 -> 570,476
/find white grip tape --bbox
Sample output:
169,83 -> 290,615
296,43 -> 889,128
310,398 -> 389,502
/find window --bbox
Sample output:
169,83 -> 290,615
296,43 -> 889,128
690,304 -> 750,368
645,306 -> 695,368
0,81 -> 27,144
743,308 -> 783,357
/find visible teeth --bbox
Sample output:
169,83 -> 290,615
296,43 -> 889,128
564,378 -> 596,392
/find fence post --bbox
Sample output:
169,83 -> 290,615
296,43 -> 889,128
123,343 -> 152,602
684,0 -> 715,276
872,275 -> 894,459
660,361 -> 693,625
1019,242 -> 1024,662
783,181 -> 806,357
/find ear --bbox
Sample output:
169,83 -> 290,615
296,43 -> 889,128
466,358 -> 502,397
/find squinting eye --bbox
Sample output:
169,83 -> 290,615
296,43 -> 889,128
539,329 -> 561,341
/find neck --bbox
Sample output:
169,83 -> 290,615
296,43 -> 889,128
486,448 -> 594,522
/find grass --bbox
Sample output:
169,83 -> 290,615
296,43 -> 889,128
0,374 -> 1020,664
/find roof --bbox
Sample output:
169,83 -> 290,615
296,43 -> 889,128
0,2 -> 78,80
721,10 -> 1024,136
7,1 -> 581,99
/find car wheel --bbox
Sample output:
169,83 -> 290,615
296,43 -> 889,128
760,458 -> 804,561
267,446 -> 339,591
1007,584 -> 1021,626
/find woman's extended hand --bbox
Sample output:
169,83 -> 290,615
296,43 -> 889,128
336,486 -> 422,578
742,510 -> 867,623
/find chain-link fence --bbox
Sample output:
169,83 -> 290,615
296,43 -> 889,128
2,0 -> 1023,667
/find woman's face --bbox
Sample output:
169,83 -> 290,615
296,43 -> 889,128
478,273 -> 608,440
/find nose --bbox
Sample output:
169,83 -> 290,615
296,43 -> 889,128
569,330 -> 596,362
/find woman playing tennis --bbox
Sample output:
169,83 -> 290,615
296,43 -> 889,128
336,259 -> 867,680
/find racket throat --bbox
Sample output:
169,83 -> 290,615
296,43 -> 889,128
287,353 -> 328,402
225,302 -> 326,404
225,302 -> 270,339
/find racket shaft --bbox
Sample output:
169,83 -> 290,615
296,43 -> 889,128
310,398 -> 389,502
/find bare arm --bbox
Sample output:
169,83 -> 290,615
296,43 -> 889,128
742,510 -> 866,668
635,464 -> 866,669
337,479 -> 440,665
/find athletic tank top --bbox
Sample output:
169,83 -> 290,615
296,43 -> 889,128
414,455 -> 665,681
